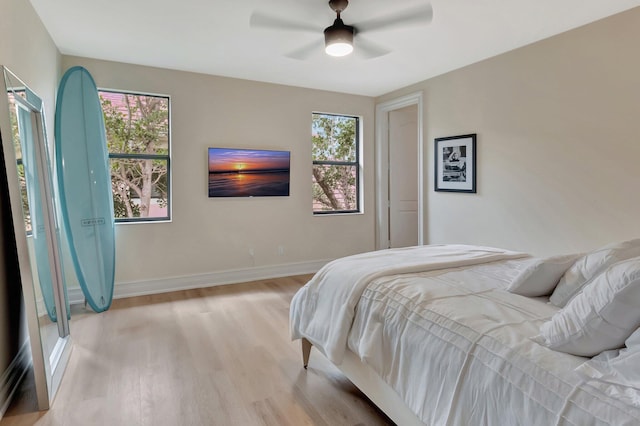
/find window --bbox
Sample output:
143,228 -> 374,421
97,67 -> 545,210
312,113 -> 360,214
99,90 -> 170,222
7,91 -> 32,232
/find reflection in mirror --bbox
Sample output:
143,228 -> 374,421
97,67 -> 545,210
0,67 -> 72,409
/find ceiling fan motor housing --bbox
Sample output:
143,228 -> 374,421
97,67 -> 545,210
324,18 -> 354,47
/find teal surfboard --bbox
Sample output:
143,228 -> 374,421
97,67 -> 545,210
55,66 -> 115,313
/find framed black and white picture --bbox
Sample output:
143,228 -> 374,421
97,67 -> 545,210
434,134 -> 476,193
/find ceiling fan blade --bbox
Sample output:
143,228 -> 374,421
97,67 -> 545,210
249,12 -> 321,34
354,37 -> 391,59
285,39 -> 325,60
356,3 -> 433,34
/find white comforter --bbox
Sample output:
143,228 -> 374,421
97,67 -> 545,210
290,244 -> 527,364
290,245 -> 640,425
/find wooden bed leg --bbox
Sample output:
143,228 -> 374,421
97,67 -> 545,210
302,338 -> 312,369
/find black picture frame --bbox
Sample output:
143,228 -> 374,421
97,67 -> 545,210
434,134 -> 476,193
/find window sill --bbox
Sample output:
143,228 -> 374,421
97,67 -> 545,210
115,218 -> 172,225
313,211 -> 363,216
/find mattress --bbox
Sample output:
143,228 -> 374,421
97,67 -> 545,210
345,259 -> 640,425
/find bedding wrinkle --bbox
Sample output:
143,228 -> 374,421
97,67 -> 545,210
443,329 -> 490,426
579,382 -> 640,423
402,271 -> 552,319
443,320 -> 536,426
374,277 -> 548,330
554,380 -> 586,426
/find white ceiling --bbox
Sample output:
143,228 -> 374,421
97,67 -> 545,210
29,0 -> 640,97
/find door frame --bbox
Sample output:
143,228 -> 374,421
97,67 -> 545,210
375,92 -> 424,250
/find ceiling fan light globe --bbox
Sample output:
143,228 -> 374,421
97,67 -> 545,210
325,42 -> 353,56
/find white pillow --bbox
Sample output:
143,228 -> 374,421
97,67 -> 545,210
506,254 -> 580,297
550,239 -> 640,307
534,256 -> 640,357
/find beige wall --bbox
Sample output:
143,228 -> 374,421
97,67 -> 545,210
377,7 -> 640,256
0,0 -> 60,139
0,0 -> 60,413
61,56 -> 376,285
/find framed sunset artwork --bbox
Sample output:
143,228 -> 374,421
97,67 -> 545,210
207,147 -> 291,197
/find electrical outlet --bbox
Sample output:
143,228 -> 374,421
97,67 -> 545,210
278,245 -> 284,256
249,248 -> 255,257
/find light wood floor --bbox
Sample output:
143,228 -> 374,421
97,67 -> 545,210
1,275 -> 392,426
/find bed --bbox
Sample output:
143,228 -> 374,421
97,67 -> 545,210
290,243 -> 640,425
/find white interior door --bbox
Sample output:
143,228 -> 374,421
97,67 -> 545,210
388,105 -> 418,248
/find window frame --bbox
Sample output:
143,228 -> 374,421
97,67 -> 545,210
98,88 -> 172,224
312,112 -> 361,215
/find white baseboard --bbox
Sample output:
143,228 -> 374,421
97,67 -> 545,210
0,341 -> 31,420
67,259 -> 328,305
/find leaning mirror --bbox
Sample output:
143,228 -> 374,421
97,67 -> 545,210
0,66 -> 72,409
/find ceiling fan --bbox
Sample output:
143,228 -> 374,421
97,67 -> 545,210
250,0 -> 433,60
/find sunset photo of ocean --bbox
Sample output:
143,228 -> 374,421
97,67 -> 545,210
208,148 -> 290,197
